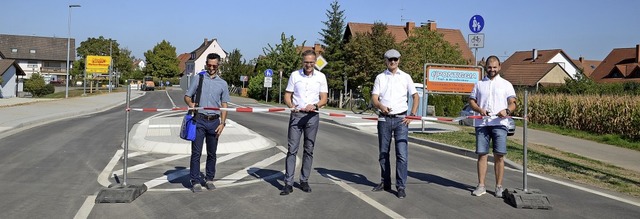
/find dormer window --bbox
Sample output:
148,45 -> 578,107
30,49 -> 36,54
11,48 -> 17,53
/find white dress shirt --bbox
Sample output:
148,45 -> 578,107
371,69 -> 417,115
469,74 -> 516,127
285,69 -> 328,110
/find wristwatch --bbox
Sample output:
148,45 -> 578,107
313,104 -> 319,110
505,108 -> 511,115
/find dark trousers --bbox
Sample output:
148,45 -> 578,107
284,112 -> 320,186
189,116 -> 220,183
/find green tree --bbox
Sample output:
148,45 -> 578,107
252,33 -> 301,101
73,36 -> 132,85
344,22 -> 397,90
222,49 -> 253,87
400,26 -> 467,80
319,0 -> 347,92
144,40 -> 180,81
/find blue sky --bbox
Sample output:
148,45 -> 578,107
2,0 -> 639,63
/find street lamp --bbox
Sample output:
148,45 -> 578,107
66,4 -> 81,98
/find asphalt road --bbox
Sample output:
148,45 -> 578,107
1,89 -> 638,218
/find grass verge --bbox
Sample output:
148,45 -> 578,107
411,125 -> 640,198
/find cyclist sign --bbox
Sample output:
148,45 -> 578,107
468,33 -> 484,48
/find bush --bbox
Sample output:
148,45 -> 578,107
24,73 -> 54,97
428,94 -> 466,117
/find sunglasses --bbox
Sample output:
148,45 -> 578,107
206,64 -> 219,68
387,58 -> 399,62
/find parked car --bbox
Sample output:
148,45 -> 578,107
459,104 -> 515,136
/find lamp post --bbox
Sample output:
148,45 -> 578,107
66,4 -> 81,98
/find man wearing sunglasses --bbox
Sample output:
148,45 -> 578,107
371,49 -> 419,199
184,53 -> 230,192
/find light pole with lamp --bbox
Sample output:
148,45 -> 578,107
66,4 -> 81,98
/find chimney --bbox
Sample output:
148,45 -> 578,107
579,56 -> 584,63
636,44 -> 640,63
532,49 -> 538,62
405,21 -> 415,36
427,21 -> 437,31
314,43 -> 321,53
204,38 -> 209,45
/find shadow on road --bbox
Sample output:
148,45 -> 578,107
408,170 -> 475,192
315,167 -> 377,187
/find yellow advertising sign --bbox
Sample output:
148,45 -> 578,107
86,55 -> 111,73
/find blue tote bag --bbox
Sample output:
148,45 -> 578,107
180,73 -> 204,141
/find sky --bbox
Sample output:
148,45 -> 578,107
2,0 -> 639,63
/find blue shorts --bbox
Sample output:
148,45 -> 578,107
475,126 -> 508,155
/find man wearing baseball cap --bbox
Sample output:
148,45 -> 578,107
370,49 -> 419,199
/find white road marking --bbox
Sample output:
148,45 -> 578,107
165,89 -> 177,108
214,153 -> 285,186
324,174 -> 405,219
73,195 -> 96,219
97,149 -> 123,187
144,152 -> 247,189
112,154 -> 189,177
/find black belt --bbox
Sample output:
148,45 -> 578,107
198,114 -> 220,120
382,111 -> 407,118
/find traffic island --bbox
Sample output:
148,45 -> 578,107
95,183 -> 147,203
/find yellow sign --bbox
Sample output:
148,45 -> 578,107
315,55 -> 327,71
86,55 -> 111,73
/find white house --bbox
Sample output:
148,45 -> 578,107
181,38 -> 227,91
0,34 -> 75,82
0,51 -> 27,98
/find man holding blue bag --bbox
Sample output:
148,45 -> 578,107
184,53 -> 230,192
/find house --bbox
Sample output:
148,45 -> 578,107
498,49 -> 580,89
177,53 -> 190,76
180,38 -> 227,91
0,51 -> 27,98
297,43 -> 324,55
590,45 -> 640,83
184,38 -> 227,76
0,34 -> 76,82
573,57 -> 601,78
132,59 -> 146,71
343,21 -> 475,64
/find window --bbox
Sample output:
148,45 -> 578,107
11,48 -> 17,53
30,49 -> 36,54
27,61 -> 38,68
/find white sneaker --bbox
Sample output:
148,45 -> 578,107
495,185 -> 505,198
472,185 -> 486,196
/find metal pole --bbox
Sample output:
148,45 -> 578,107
109,41 -> 112,93
65,5 -> 80,98
279,70 -> 282,104
265,87 -> 269,102
82,69 -> 86,96
523,90 -> 529,192
123,81 -> 131,186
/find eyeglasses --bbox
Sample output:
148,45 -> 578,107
206,64 -> 219,68
303,61 -> 315,64
387,58 -> 399,62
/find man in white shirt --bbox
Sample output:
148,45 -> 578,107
371,49 -> 419,199
468,55 -> 517,198
280,50 -> 328,195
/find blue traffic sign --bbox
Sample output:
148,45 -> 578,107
264,69 -> 273,77
469,15 -> 484,33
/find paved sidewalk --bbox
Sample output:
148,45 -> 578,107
1,93 -> 639,173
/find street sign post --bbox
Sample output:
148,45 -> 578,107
468,33 -> 485,48
469,15 -> 484,33
264,69 -> 273,77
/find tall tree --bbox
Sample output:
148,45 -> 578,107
319,0 -> 347,92
400,27 -> 466,80
73,36 -> 132,84
344,22 -> 397,90
221,49 -> 252,87
144,40 -> 180,80
251,33 -> 303,101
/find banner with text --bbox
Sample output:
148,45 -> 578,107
425,65 -> 481,93
86,55 -> 112,73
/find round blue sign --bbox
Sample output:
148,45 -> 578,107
264,69 -> 273,77
469,15 -> 484,33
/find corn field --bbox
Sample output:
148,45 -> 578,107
516,94 -> 640,140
